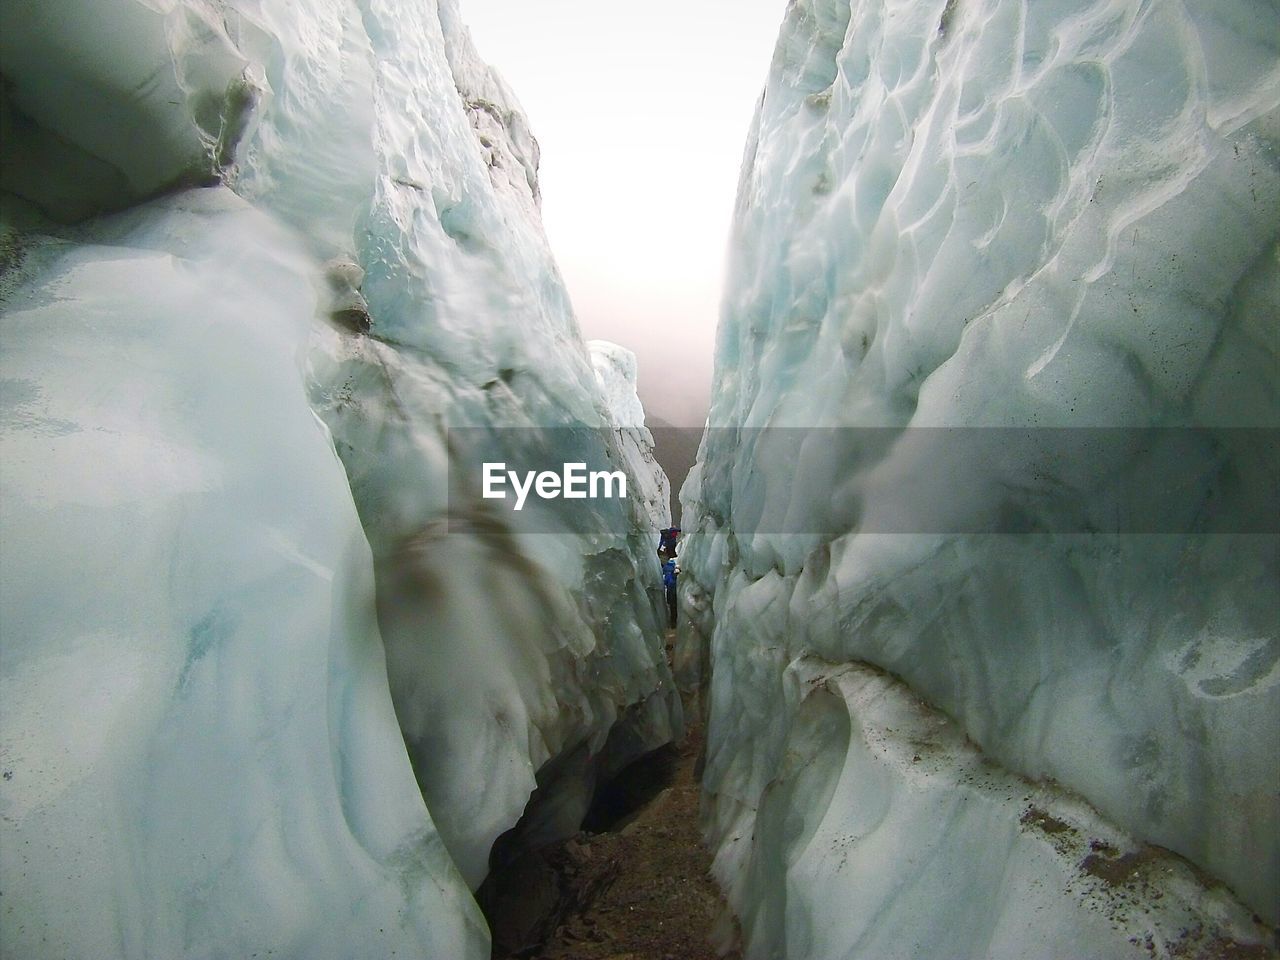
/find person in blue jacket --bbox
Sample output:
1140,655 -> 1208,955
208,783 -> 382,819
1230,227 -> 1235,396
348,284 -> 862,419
662,556 -> 678,629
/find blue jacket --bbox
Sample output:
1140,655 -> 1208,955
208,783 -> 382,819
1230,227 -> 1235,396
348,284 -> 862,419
662,559 -> 677,588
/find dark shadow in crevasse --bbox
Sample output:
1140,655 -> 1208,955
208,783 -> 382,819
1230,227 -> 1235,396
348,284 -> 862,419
478,741 -> 681,958
580,743 -> 680,833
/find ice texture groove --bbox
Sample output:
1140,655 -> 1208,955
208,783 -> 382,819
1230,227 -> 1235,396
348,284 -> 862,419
680,0 -> 1279,954
1,191 -> 486,960
1,0 -> 676,957
306,0 -> 680,892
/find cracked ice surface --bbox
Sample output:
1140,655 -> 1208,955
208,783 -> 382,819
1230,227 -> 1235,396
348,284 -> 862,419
680,0 -> 1279,953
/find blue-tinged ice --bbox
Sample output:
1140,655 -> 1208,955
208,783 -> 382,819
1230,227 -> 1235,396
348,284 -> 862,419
1,0 -> 677,956
0,189 -> 486,960
679,0 -> 1280,956
590,339 -> 673,531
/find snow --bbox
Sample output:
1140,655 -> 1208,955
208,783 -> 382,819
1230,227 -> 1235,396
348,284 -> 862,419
680,0 -> 1280,953
589,339 -> 673,531
1,0 -> 677,956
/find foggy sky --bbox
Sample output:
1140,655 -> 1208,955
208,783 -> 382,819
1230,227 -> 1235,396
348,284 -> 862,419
459,0 -> 785,427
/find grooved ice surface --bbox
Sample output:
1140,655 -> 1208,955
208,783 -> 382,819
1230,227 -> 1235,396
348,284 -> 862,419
589,339 -> 673,531
1,0 -> 676,956
679,0 -> 1280,953
305,0 -> 680,891
0,191 -> 486,960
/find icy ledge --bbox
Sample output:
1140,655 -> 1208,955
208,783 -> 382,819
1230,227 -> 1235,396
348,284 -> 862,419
709,657 -> 1275,960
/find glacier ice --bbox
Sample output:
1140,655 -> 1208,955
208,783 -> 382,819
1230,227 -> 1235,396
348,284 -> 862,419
303,0 -> 680,892
0,189 -> 486,960
680,0 -> 1280,954
590,339 -> 673,532
1,0 -> 676,956
715,657 -> 1273,959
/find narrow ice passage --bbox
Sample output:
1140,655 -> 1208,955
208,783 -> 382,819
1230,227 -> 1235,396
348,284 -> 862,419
1,0 -> 1277,959
479,632 -> 740,960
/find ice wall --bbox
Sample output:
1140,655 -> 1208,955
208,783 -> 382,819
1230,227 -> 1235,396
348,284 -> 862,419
680,0 -> 1280,955
1,0 -> 676,956
304,5 -> 680,891
589,339 -> 673,531
0,191 -> 486,960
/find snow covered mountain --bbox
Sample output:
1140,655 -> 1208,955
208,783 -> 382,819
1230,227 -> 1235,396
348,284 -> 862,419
678,0 -> 1279,956
0,2 -> 676,958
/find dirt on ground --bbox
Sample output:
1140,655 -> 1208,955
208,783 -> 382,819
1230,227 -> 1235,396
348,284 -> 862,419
485,636 -> 741,960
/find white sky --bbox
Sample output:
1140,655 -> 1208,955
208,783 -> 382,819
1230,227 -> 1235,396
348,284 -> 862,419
458,0 -> 785,426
